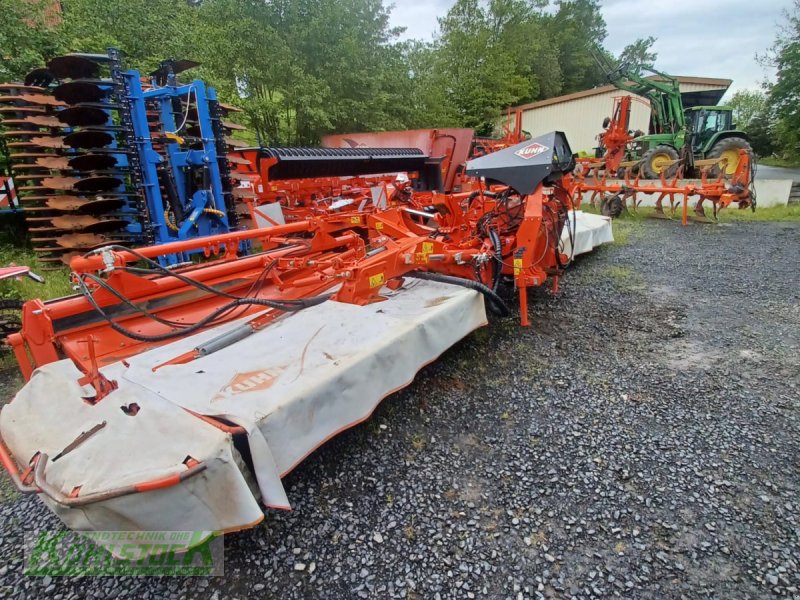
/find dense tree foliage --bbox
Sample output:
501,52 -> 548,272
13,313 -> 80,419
760,0 -> 800,161
0,0 -> 656,143
727,90 -> 771,156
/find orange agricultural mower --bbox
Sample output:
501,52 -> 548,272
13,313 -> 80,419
0,133 -> 613,544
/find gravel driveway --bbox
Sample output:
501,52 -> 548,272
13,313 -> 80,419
1,219 -> 798,599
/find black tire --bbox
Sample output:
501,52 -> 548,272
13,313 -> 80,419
640,145 -> 679,179
706,137 -> 753,176
0,299 -> 23,339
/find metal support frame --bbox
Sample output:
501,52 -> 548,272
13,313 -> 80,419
108,48 -> 236,265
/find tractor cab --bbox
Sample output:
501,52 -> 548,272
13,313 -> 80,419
685,106 -> 734,152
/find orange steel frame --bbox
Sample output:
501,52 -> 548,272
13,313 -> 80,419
568,149 -> 754,224
232,126 -> 524,227
0,179 -> 573,511
8,180 -> 574,388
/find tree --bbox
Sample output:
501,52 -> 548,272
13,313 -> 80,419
549,0 -> 607,94
726,90 -> 767,129
746,111 -> 775,157
618,36 -> 658,66
57,0 -> 194,71
0,0 -> 65,82
761,0 -> 800,160
0,0 -> 625,143
434,0 -> 532,135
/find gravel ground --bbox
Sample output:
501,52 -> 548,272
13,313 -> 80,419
0,219 -> 798,599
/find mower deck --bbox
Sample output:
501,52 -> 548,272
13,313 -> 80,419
1,279 -> 486,533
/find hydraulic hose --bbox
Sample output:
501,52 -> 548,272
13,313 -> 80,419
488,228 -> 502,292
77,274 -> 331,343
406,271 -> 510,318
467,189 -> 498,209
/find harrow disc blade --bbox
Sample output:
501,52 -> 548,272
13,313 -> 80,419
149,59 -> 201,86
67,153 -> 119,171
47,55 -> 101,79
42,175 -> 123,192
53,80 -> 110,105
218,102 -> 243,114
222,120 -> 246,131
15,114 -> 63,128
41,176 -> 80,190
17,94 -> 65,107
63,130 -> 113,149
226,154 -> 250,166
6,153 -> 52,161
24,68 -> 55,88
2,130 -> 42,138
0,107 -> 46,117
35,156 -> 71,170
48,216 -> 131,233
57,106 -> 109,127
232,188 -> 256,200
8,142 -> 44,151
0,83 -> 45,94
30,136 -> 69,149
225,137 -> 247,148
11,163 -> 50,172
41,233 -> 111,249
44,196 -> 127,213
73,175 -> 124,192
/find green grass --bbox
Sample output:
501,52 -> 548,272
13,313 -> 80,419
759,156 -> 800,169
717,203 -> 800,222
602,265 -> 645,291
0,245 -> 73,302
581,200 -> 800,224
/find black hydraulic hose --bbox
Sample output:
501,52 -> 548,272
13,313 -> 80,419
406,271 -> 510,318
96,245 -> 309,307
78,272 -> 190,329
488,228 -> 502,292
467,189 -> 498,209
77,275 -> 331,343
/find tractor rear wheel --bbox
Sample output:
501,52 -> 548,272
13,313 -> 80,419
641,145 -> 679,179
707,137 -> 753,176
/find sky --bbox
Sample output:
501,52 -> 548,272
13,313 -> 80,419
387,0 -> 790,95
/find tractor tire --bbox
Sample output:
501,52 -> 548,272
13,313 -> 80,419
640,145 -> 679,179
707,137 -> 753,176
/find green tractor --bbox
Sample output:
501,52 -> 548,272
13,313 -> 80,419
601,57 -> 752,178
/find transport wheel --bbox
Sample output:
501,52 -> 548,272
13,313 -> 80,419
601,194 -> 624,218
641,145 -> 679,179
707,137 -> 753,176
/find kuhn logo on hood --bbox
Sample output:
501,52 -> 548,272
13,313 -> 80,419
213,369 -> 277,402
514,142 -> 549,160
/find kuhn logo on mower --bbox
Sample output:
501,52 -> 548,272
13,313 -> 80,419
514,143 -> 549,160
213,369 -> 277,402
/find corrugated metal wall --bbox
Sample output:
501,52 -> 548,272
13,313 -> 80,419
520,83 -> 727,155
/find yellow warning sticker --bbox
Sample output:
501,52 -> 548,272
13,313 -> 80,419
350,216 -> 361,224
513,258 -> 523,276
369,273 -> 385,288
375,221 -> 384,230
422,242 -> 434,254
